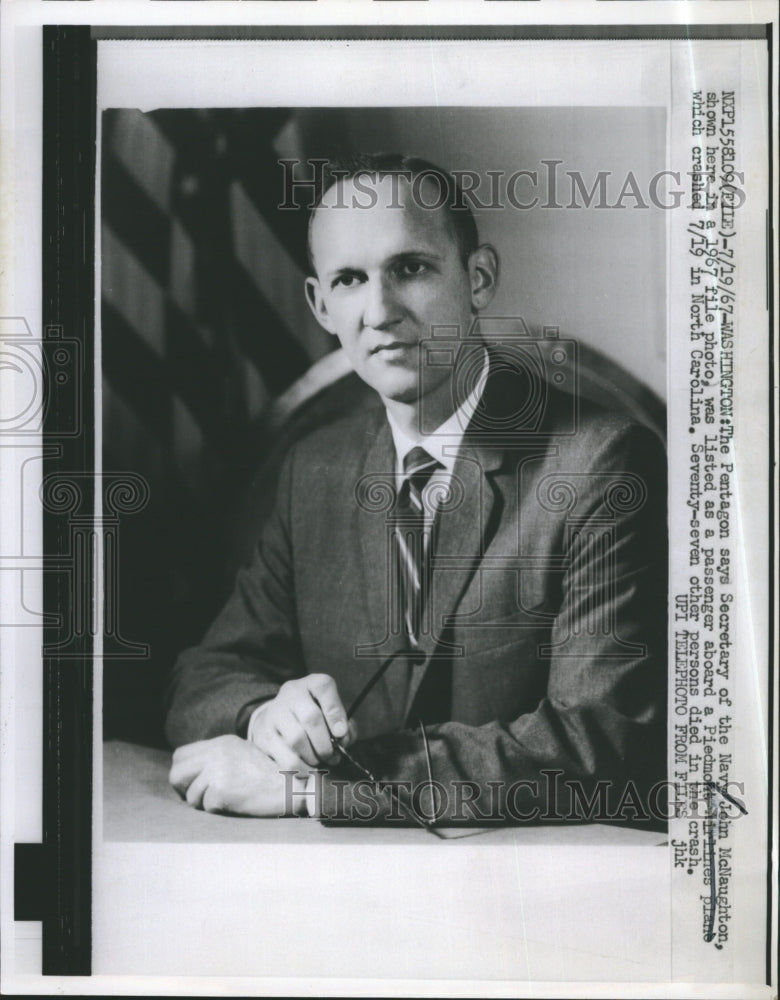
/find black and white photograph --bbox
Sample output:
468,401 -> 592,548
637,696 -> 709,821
0,4 -> 776,996
101,104 -> 669,840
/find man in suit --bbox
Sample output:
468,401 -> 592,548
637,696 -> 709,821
166,154 -> 667,824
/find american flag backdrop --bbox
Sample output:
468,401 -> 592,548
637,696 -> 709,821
101,108 -> 350,745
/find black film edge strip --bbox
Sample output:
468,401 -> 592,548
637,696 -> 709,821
13,24 -> 97,976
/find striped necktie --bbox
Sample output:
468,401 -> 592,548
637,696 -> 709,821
394,446 -> 442,646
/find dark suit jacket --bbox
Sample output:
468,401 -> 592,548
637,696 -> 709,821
165,347 -> 667,823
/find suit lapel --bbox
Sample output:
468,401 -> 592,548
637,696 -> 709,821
356,414 -> 404,659
402,345 -> 522,718
403,439 -> 504,718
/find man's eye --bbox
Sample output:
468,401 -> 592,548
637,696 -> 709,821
332,274 -> 362,289
398,261 -> 428,278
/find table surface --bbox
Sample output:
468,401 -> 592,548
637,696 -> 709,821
102,739 -> 668,846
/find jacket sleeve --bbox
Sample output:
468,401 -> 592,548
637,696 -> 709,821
164,449 -> 303,748
316,422 -> 668,826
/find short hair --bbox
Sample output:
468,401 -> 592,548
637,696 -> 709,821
306,153 -> 480,275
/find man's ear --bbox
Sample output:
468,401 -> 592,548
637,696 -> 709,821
468,244 -> 499,311
304,276 -> 337,335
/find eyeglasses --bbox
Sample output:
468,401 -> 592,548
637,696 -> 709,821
329,647 -> 444,837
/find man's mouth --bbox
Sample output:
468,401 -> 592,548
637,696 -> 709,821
370,340 -> 415,355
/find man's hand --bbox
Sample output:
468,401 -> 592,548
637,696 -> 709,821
169,735 -> 304,816
248,673 -> 357,770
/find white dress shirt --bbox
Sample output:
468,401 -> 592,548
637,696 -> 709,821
385,346 -> 490,492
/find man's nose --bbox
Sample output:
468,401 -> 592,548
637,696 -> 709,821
361,275 -> 401,330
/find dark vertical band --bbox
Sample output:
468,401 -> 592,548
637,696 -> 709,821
764,23 -> 775,987
41,24 -> 96,976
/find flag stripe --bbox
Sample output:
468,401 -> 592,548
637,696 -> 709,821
230,267 -> 311,393
102,225 -> 166,357
102,302 -> 172,438
231,180 -> 332,362
110,108 -> 175,215
102,154 -> 171,287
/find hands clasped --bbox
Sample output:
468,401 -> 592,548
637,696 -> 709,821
169,674 -> 355,816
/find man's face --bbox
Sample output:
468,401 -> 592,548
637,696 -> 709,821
305,175 -> 481,406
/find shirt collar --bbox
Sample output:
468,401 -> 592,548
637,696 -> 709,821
385,347 -> 490,475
